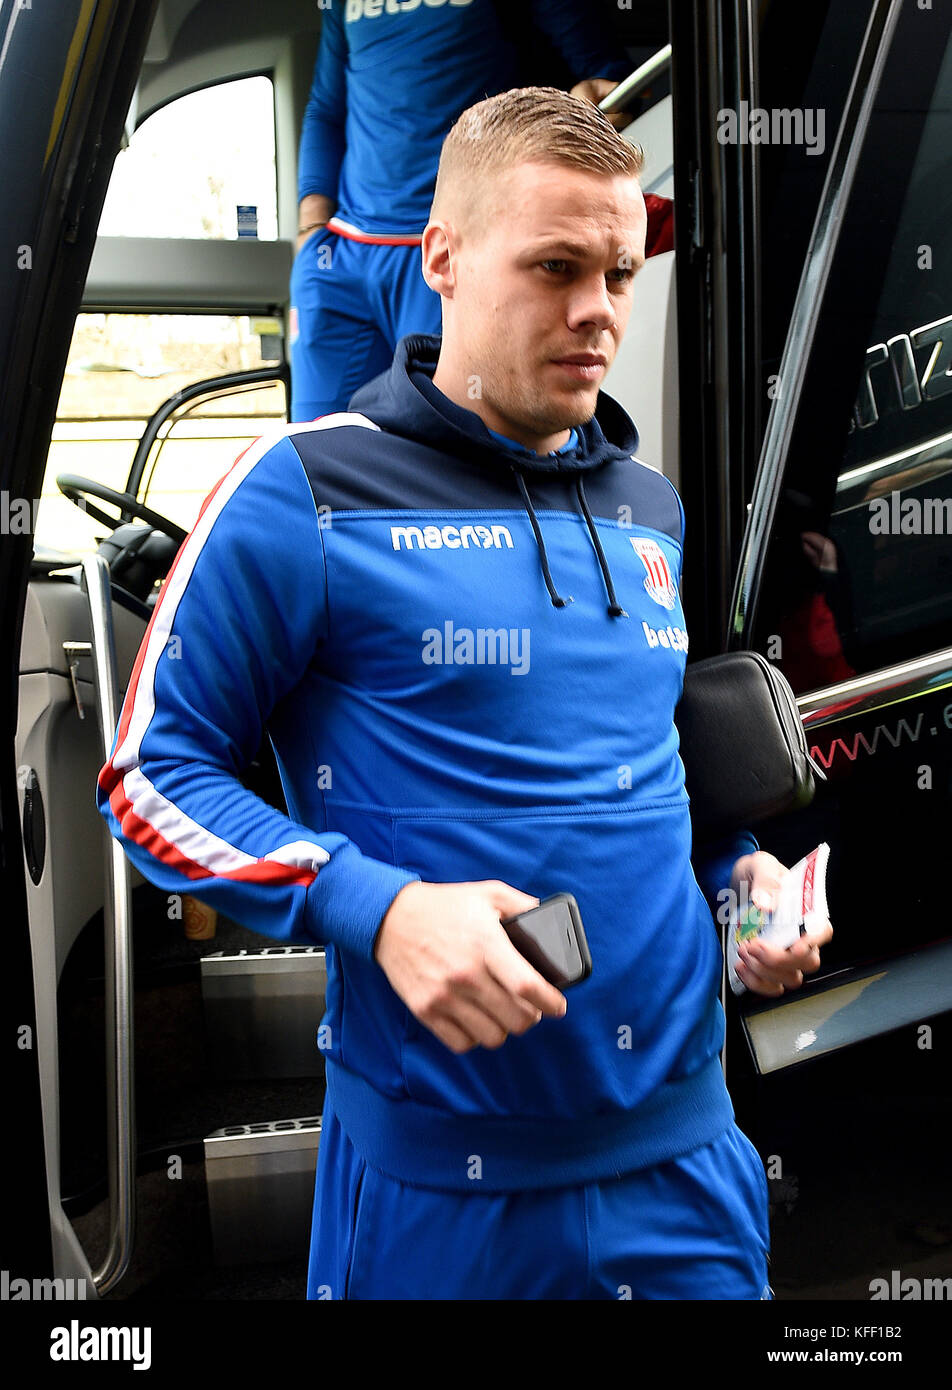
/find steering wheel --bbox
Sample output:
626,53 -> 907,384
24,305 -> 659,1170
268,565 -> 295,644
56,474 -> 188,546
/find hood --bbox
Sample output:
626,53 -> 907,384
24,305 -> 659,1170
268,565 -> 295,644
349,334 -> 640,475
350,334 -> 642,618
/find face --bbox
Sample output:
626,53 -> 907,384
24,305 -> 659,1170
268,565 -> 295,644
431,161 -> 647,451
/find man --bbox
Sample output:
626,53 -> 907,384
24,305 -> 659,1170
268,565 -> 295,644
98,87 -> 830,1299
291,0 -> 632,420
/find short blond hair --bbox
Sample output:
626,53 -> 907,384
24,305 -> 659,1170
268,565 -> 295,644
431,86 -> 643,227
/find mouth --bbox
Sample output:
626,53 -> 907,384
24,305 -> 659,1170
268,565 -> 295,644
549,353 -> 608,383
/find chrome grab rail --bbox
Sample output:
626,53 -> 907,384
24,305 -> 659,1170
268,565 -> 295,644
797,645 -> 952,728
599,43 -> 671,116
82,555 -> 136,1295
730,0 -> 904,641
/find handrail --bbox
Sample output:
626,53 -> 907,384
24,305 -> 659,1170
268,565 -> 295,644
83,554 -> 136,1296
729,0 -> 904,643
126,364 -> 290,498
599,43 -> 671,115
797,644 -> 952,728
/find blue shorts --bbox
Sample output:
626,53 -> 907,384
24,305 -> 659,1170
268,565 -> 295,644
289,231 -> 442,421
307,1093 -> 771,1300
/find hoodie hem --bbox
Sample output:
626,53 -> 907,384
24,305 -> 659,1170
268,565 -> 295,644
326,1054 -> 735,1194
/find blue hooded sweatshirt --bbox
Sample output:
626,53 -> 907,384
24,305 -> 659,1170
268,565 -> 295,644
298,0 -> 631,237
98,334 -> 754,1193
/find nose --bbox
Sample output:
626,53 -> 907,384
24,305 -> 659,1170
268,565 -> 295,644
566,273 -> 616,334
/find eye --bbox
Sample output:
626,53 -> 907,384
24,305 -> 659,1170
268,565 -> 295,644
607,266 -> 635,287
540,259 -> 569,274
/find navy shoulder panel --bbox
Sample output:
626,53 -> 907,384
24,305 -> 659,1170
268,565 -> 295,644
286,414 -> 520,512
282,415 -> 683,546
566,455 -> 684,545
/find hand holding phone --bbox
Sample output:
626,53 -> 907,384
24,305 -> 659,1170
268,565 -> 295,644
376,879 -> 567,1055
501,892 -> 592,989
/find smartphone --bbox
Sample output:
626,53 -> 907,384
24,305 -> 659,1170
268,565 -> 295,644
500,892 -> 592,989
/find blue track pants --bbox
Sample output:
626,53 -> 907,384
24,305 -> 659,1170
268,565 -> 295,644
306,1092 -> 771,1300
289,230 -> 442,421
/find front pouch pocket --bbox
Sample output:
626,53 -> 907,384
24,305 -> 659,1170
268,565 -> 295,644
387,798 -> 719,1120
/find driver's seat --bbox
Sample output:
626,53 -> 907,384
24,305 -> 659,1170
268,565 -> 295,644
94,522 -> 181,616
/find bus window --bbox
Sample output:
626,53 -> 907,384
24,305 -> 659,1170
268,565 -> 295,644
99,76 -> 278,241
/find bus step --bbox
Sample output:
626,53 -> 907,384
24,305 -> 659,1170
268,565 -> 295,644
204,1116 -> 321,1266
200,946 -> 326,1079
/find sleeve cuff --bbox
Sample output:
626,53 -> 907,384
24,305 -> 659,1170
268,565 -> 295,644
693,830 -> 759,917
598,58 -> 635,82
297,179 -> 339,203
304,840 -> 421,960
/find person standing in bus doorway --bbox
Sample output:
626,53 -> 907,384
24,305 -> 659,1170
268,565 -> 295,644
99,86 -> 831,1299
290,0 -> 633,421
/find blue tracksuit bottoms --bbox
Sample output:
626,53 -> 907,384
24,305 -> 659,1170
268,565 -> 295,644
289,229 -> 442,421
306,1092 -> 771,1300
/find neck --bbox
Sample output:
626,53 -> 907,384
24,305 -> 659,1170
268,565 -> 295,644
431,355 -> 571,455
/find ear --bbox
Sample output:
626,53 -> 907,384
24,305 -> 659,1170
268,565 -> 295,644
422,220 -> 457,299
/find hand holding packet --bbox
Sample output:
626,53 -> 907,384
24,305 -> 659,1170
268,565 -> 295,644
727,842 -> 830,995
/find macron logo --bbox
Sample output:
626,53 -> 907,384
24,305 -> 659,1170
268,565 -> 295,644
391,523 -> 514,552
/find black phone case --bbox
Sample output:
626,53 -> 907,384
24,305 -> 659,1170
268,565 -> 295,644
501,892 -> 592,988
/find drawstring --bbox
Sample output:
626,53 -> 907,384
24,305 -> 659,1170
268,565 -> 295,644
576,476 -> 628,618
512,468 -> 571,608
511,466 -> 627,618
